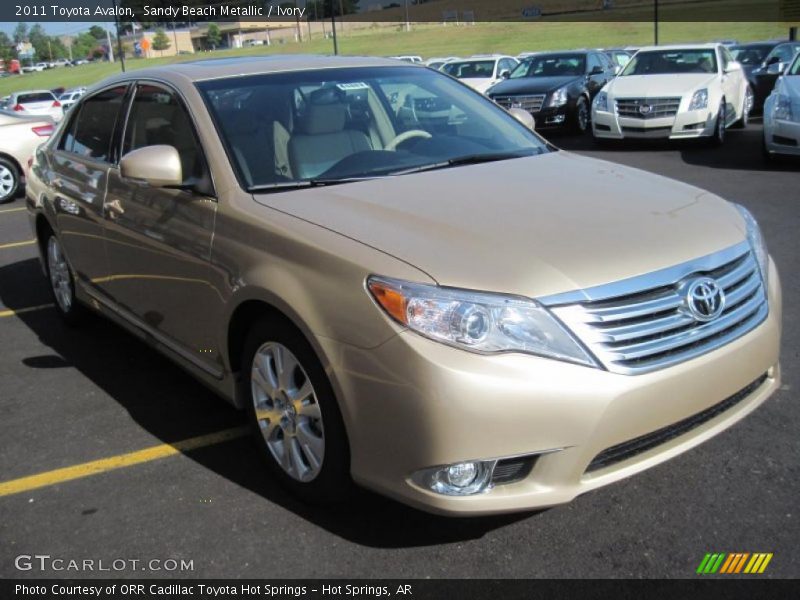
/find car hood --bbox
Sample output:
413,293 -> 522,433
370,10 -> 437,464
608,73 -> 717,97
489,75 -> 580,95
253,152 -> 746,299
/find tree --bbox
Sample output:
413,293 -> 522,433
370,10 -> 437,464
13,23 -> 28,44
206,23 -> 222,50
0,32 -> 15,63
72,32 -> 100,60
151,29 -> 171,56
28,24 -> 49,60
88,25 -> 108,40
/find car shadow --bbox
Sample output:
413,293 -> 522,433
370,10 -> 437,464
0,257 -> 531,548
548,123 -> 799,173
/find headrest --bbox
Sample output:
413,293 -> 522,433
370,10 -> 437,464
298,92 -> 346,135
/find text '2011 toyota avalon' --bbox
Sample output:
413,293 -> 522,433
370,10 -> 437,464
26,56 -> 781,515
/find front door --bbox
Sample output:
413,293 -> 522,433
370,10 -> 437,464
103,82 -> 222,374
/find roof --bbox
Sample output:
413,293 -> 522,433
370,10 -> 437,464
634,43 -> 722,52
97,55 -> 413,89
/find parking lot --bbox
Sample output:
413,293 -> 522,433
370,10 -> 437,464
0,122 -> 797,579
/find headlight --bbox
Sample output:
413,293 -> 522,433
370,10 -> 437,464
689,88 -> 708,110
548,86 -> 569,107
733,204 -> 769,286
774,94 -> 794,121
594,91 -> 608,112
367,276 -> 597,367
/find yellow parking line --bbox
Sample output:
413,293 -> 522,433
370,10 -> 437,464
0,239 -> 35,250
0,207 -> 26,214
0,303 -> 54,318
0,426 -> 249,498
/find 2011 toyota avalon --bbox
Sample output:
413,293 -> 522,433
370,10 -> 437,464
592,44 -> 752,144
26,56 -> 781,515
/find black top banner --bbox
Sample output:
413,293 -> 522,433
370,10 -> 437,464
1,0 -> 799,23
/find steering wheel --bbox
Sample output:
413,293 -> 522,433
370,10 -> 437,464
385,129 -> 432,151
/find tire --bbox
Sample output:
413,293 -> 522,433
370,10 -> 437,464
732,87 -> 752,129
572,96 -> 590,134
241,316 -> 352,504
708,101 -> 726,147
44,233 -> 86,325
0,157 -> 20,204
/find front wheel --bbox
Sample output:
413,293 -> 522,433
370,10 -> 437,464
571,97 -> 590,134
732,87 -> 752,129
242,317 -> 352,503
708,101 -> 726,147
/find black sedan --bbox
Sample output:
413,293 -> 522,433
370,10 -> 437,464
486,51 -> 615,134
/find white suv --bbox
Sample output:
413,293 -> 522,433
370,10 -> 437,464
592,44 -> 751,145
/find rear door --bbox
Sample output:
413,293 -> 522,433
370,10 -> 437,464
103,82 -> 222,374
47,85 -> 129,293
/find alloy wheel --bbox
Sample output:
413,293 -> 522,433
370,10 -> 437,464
0,164 -> 15,200
251,341 -> 325,482
47,236 -> 73,312
717,104 -> 726,144
577,100 -> 589,132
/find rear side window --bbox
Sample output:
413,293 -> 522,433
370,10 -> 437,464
122,84 -> 207,184
60,86 -> 127,162
18,92 -> 55,103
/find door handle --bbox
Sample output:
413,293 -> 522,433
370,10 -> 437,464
104,199 -> 125,219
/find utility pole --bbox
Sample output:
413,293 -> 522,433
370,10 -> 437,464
112,0 -> 125,71
654,0 -> 659,45
404,0 -> 410,32
331,0 -> 338,55
47,38 -> 53,61
171,21 -> 178,53
106,26 -> 114,63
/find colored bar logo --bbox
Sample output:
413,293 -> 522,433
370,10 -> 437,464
696,553 -> 773,574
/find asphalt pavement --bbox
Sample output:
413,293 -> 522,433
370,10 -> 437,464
0,123 -> 797,578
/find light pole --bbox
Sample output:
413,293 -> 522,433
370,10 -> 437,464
331,0 -> 338,55
112,0 -> 125,71
654,0 -> 659,45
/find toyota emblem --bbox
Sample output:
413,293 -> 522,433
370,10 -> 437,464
685,277 -> 726,322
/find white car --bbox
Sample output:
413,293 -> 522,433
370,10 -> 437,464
592,44 -> 752,144
424,56 -> 459,70
389,55 -> 423,63
763,51 -> 800,159
58,89 -> 85,112
0,111 -> 54,203
441,55 -> 520,93
7,90 -> 64,122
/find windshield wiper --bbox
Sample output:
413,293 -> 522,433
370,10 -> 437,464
248,175 -> 383,193
387,150 -> 538,176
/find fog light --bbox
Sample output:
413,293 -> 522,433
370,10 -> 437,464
414,460 -> 496,496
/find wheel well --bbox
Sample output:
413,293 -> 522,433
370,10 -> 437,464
227,300 -> 287,376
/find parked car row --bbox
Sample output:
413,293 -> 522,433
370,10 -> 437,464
0,110 -> 55,203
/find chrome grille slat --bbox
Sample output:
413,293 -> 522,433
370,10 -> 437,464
616,97 -> 682,119
493,94 -> 545,113
548,244 -> 768,375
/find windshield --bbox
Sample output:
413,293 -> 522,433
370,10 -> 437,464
510,54 -> 586,78
790,54 -> 800,76
621,49 -> 718,75
442,61 -> 496,79
198,66 -> 549,190
731,45 -> 772,66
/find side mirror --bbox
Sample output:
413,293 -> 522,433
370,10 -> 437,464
766,55 -> 780,65
725,61 -> 742,73
590,65 -> 605,75
509,107 -> 535,130
499,69 -> 510,79
120,145 -> 183,187
766,62 -> 786,75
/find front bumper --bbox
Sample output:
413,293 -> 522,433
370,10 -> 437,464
764,118 -> 800,157
593,106 -> 716,140
320,260 -> 782,516
530,104 -> 571,128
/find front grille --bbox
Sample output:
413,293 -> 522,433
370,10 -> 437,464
493,94 -> 546,113
547,242 -> 768,375
616,97 -> 681,119
621,126 -> 672,134
491,456 -> 537,485
585,373 -> 767,473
